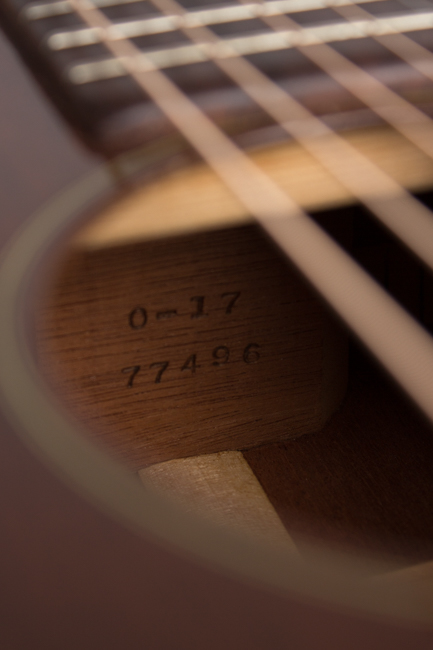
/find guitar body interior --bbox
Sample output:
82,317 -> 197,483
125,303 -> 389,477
3,2 -> 433,648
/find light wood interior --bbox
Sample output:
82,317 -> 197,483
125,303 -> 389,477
74,124 -> 433,249
139,451 -> 298,552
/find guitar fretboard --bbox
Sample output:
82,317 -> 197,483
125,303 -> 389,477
4,0 -> 433,425
1,0 -> 432,153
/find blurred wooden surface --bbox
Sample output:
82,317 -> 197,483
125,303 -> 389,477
71,124 -> 433,249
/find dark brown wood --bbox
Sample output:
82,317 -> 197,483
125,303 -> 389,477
37,224 -> 346,469
244,345 -> 433,564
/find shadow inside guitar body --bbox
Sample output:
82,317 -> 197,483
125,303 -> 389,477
33,188 -> 433,571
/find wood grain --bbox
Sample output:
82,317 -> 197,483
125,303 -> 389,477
139,450 -> 298,552
37,224 -> 347,469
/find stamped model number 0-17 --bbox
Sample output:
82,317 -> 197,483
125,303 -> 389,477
128,291 -> 241,329
122,343 -> 261,387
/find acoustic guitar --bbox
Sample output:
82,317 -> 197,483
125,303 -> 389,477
2,0 -> 433,647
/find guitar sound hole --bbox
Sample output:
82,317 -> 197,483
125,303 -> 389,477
34,169 -> 433,567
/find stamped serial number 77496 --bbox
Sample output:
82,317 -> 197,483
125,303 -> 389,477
121,343 -> 261,387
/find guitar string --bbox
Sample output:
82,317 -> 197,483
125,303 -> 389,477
43,0 -> 415,49
61,2 -> 433,169
120,0 -> 433,275
44,0 -> 433,92
68,0 -> 433,425
58,0 -> 433,272
322,0 -> 433,84
234,3 -> 433,162
64,0 -> 433,282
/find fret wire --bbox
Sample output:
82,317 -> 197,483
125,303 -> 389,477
66,12 -> 433,81
49,8 -> 433,51
241,5 -> 433,162
140,0 -> 433,274
68,0 -> 433,425
24,0 -> 143,19
25,0 -> 390,21
322,0 -> 433,85
66,0 -> 433,272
